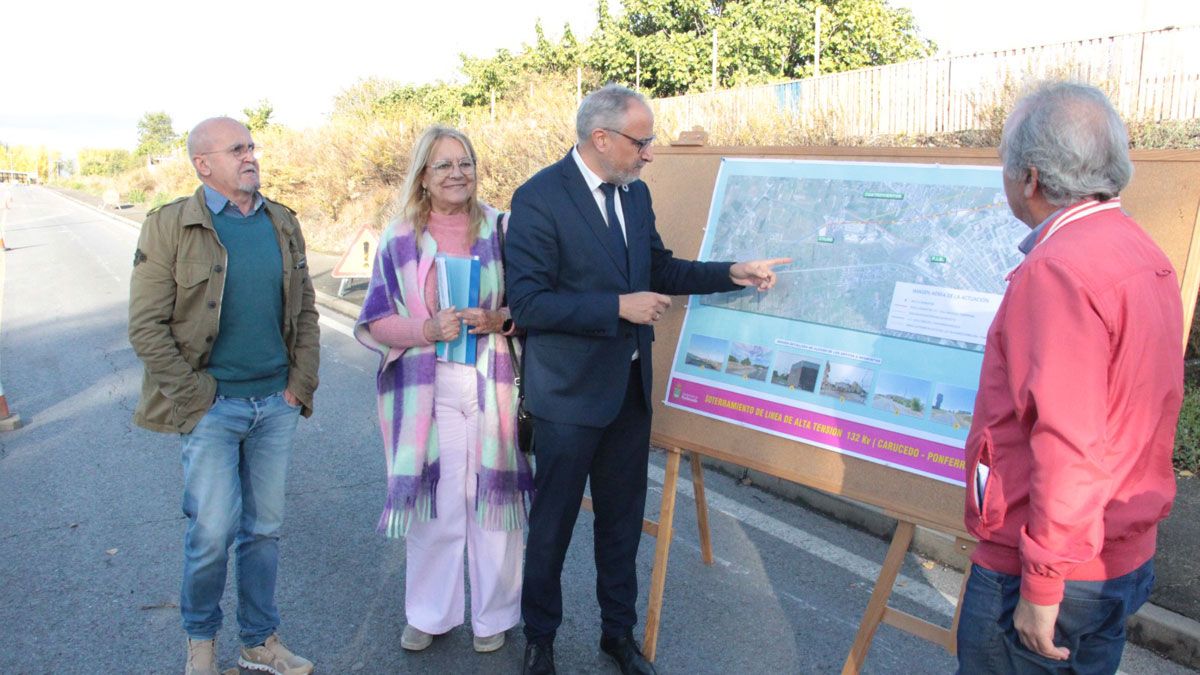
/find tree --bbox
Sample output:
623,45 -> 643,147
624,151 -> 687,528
818,0 -> 934,71
459,48 -> 526,107
243,100 -> 274,132
332,78 -> 464,123
135,112 -> 179,157
333,78 -> 402,120
78,148 -> 134,176
527,21 -> 583,74
376,83 -> 466,123
585,0 -> 935,97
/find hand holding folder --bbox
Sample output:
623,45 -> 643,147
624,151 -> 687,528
434,254 -> 481,364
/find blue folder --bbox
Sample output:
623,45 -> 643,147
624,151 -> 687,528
434,254 -> 481,364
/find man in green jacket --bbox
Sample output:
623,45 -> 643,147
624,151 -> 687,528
128,117 -> 320,675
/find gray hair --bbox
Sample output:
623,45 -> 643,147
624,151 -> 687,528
1000,81 -> 1132,206
576,84 -> 648,145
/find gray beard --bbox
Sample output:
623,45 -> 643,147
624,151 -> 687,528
609,168 -> 640,186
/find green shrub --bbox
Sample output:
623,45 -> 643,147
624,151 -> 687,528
1129,118 -> 1200,150
1188,310 -> 1200,362
78,148 -> 134,176
149,192 -> 178,210
1177,380 -> 1200,474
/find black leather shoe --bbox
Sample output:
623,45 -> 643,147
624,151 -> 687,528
523,641 -> 556,675
599,633 -> 657,675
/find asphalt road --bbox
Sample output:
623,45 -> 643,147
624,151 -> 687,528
0,185 -> 1189,673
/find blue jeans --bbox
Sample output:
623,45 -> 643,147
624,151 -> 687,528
956,560 -> 1154,674
179,391 -> 300,646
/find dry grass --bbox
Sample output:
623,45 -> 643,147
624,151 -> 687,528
66,74 -> 1198,256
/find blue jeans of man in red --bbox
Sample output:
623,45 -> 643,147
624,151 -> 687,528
956,559 -> 1154,674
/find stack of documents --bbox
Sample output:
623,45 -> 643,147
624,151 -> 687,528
434,254 -> 481,364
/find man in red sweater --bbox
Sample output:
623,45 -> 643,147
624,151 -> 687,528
957,81 -> 1184,674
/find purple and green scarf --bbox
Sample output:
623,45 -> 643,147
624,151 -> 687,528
355,206 -> 533,537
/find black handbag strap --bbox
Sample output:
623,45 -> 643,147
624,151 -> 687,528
496,212 -> 525,398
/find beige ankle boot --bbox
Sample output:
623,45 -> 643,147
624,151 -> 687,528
185,637 -> 218,675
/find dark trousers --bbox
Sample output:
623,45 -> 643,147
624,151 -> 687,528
522,360 -> 651,644
956,559 -> 1154,674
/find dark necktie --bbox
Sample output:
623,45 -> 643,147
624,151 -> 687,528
599,182 -> 627,274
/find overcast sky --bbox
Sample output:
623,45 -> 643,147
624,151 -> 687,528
2,0 -> 1196,154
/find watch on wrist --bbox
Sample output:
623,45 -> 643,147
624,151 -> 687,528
501,317 -> 515,333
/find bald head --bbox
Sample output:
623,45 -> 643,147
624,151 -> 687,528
187,117 -> 248,158
188,116 -> 261,206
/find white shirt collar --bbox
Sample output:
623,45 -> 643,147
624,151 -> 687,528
571,146 -> 606,193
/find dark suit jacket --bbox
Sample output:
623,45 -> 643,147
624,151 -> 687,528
505,151 -> 737,428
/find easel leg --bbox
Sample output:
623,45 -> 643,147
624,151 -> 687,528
689,452 -> 714,565
841,520 -> 916,675
643,446 -> 682,662
947,562 -> 972,656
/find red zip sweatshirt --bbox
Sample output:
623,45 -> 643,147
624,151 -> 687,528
964,199 -> 1184,605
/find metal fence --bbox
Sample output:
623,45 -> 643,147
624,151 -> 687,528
652,25 -> 1200,139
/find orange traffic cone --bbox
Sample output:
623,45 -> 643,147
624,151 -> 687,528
0,379 -> 20,431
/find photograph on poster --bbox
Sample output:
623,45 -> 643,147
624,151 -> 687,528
871,372 -> 933,419
818,362 -> 874,404
726,342 -> 772,381
684,334 -> 730,372
929,382 -> 978,429
771,352 -> 821,392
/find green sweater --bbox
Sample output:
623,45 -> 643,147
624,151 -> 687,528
208,208 -> 289,397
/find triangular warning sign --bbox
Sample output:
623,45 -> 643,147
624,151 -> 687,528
332,224 -> 380,279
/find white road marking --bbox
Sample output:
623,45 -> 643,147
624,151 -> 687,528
42,187 -> 141,234
319,310 -> 356,339
646,463 -> 959,616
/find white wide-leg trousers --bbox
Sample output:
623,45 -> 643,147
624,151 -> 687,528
404,361 -> 524,637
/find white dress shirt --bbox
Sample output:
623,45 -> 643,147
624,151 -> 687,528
571,146 -> 628,244
571,147 -> 638,360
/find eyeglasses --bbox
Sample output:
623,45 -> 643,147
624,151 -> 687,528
427,159 -> 476,176
603,128 -> 655,153
199,142 -> 259,160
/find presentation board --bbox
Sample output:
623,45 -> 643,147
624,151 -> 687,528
665,157 -> 1027,487
643,146 -> 1200,535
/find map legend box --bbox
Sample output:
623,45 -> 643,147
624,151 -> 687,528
885,282 -> 1002,346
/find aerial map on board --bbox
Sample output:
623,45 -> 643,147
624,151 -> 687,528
665,158 -> 1030,485
702,171 -> 1022,350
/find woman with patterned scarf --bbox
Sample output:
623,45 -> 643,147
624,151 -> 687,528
355,126 -> 533,655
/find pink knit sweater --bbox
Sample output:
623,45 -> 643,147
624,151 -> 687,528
368,211 -> 471,348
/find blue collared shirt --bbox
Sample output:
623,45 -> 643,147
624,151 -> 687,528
203,185 -> 264,219
1016,207 -> 1069,256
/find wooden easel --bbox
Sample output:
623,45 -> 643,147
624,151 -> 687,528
629,433 -> 977,669
840,515 -> 976,673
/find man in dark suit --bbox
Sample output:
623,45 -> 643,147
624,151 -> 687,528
505,84 -> 788,675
